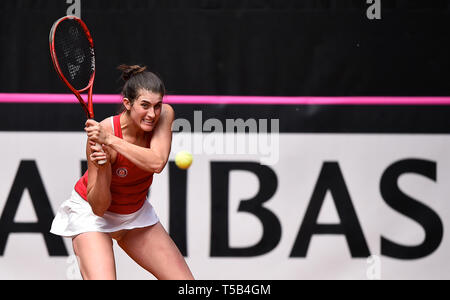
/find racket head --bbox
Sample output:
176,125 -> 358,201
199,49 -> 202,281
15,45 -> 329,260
49,16 -> 96,118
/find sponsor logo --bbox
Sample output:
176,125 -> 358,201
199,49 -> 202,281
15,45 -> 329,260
116,167 -> 128,178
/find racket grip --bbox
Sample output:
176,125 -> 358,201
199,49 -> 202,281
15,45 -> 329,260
96,143 -> 107,165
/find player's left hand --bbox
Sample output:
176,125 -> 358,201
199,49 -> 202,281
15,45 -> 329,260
85,119 -> 110,145
88,140 -> 111,166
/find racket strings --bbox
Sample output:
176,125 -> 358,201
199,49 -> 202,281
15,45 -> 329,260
54,19 -> 94,91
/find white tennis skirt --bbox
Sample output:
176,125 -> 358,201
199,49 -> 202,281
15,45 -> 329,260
50,190 -> 160,238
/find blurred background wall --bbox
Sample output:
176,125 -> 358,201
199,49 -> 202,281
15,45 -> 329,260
0,0 -> 449,279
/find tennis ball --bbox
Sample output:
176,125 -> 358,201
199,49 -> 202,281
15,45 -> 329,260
175,151 -> 193,170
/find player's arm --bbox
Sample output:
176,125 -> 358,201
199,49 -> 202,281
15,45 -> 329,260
88,104 -> 174,174
85,119 -> 114,217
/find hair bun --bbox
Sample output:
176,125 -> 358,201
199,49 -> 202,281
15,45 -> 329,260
117,64 -> 148,81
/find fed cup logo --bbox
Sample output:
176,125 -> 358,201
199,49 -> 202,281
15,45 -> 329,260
116,167 -> 128,178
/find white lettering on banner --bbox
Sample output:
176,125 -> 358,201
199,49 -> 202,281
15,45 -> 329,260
0,133 -> 449,279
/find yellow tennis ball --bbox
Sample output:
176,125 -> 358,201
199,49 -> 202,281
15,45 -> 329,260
175,151 -> 193,170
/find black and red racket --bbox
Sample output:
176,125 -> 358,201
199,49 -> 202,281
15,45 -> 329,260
49,15 -> 106,164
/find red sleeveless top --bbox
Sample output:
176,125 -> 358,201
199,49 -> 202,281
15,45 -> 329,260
74,114 -> 154,214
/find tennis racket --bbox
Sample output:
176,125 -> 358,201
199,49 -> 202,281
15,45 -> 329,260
49,15 -> 106,165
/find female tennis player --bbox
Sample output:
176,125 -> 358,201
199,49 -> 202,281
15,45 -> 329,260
51,65 -> 194,280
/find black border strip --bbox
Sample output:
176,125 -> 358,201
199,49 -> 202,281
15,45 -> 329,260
1,103 -> 449,133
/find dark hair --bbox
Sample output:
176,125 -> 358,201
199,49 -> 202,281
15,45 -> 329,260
117,64 -> 166,107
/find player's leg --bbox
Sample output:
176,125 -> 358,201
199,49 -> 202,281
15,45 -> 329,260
72,231 -> 117,280
117,222 -> 194,280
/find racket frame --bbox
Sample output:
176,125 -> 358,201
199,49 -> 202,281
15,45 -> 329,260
49,15 -> 96,119
49,15 -> 106,165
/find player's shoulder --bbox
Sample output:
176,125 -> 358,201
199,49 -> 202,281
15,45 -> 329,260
162,103 -> 175,120
99,116 -> 115,133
